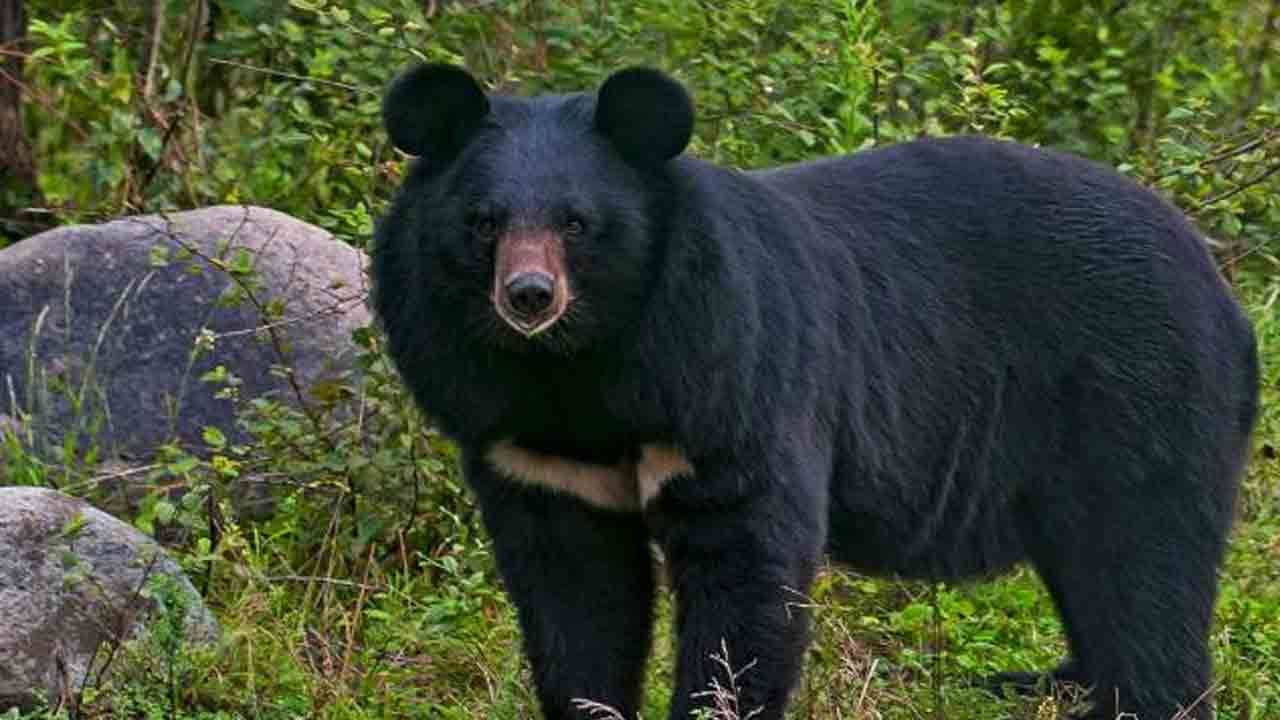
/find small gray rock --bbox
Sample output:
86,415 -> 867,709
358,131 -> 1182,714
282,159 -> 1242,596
0,486 -> 219,711
0,205 -> 370,459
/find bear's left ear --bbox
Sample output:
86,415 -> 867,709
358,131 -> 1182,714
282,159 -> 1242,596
595,67 -> 694,167
382,63 -> 489,160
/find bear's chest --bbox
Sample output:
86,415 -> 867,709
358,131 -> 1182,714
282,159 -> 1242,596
482,372 -> 691,512
503,377 -> 634,464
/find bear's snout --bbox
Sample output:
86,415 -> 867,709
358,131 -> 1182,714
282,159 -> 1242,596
505,273 -> 555,318
492,230 -> 572,337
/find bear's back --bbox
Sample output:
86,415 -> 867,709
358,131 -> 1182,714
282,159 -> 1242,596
748,135 -> 1239,372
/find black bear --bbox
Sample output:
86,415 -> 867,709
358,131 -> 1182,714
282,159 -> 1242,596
370,64 -> 1258,720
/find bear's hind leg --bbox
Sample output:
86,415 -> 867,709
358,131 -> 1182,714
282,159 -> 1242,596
986,523 -> 1088,699
1023,483 -> 1226,720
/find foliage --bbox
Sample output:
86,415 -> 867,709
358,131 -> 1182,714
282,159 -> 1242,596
1,0 -> 1277,719
11,0 -> 1280,252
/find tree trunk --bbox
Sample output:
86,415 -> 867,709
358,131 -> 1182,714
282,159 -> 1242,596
0,0 -> 41,240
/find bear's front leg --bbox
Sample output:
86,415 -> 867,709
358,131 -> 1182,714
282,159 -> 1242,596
464,452 -> 656,720
644,457 -> 825,720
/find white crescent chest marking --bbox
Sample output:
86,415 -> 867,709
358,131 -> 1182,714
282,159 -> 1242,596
485,441 -> 695,511
635,445 -> 696,508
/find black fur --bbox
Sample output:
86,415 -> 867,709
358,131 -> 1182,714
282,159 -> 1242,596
382,63 -> 489,161
372,64 -> 1259,720
596,67 -> 695,166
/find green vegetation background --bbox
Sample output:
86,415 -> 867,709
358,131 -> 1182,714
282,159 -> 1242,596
0,1 -> 1277,718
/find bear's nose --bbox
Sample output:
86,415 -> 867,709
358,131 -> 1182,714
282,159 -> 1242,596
505,272 -> 555,319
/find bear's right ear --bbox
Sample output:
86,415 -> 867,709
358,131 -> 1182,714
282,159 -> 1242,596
382,63 -> 489,159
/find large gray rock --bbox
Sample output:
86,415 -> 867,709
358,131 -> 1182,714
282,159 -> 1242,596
0,206 -> 369,458
0,486 -> 219,710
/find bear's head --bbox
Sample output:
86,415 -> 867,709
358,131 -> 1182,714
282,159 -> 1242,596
378,63 -> 694,356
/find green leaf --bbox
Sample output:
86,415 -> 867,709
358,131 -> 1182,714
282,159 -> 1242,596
168,456 -> 199,475
61,513 -> 88,540
148,244 -> 171,268
203,426 -> 228,449
230,248 -> 256,276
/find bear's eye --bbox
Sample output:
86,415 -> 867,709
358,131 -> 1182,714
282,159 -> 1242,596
469,214 -> 498,239
564,216 -> 587,239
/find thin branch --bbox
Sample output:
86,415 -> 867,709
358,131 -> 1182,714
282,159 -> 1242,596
162,211 -> 326,430
206,57 -> 369,93
263,575 -> 383,591
137,108 -> 185,199
82,550 -> 164,698
1199,132 -> 1277,167
142,0 -> 166,100
1154,129 -> 1278,181
179,0 -> 205,97
1192,161 -> 1280,214
206,293 -> 368,340
85,462 -> 164,486
0,65 -> 90,140
1219,238 -> 1272,272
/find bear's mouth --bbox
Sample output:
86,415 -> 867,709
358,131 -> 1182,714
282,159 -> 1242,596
491,229 -> 573,337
